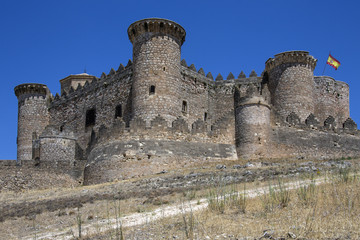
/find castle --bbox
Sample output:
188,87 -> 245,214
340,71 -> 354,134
14,18 -> 360,185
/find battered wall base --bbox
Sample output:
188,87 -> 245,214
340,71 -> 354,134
83,139 -> 237,185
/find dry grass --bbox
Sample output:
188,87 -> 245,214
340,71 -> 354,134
120,169 -> 360,239
1,159 -> 359,239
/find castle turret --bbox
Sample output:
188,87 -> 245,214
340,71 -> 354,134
235,85 -> 271,159
14,83 -> 51,161
59,73 -> 94,94
265,51 -> 317,122
128,18 -> 186,126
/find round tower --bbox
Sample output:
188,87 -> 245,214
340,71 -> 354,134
235,87 -> 271,159
265,51 -> 317,122
128,18 -> 186,126
14,83 -> 51,161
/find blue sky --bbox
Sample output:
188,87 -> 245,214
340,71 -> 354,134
1,0 -> 359,160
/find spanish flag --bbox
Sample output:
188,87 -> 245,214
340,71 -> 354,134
327,54 -> 341,70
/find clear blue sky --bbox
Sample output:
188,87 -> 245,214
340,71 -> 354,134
1,0 -> 359,160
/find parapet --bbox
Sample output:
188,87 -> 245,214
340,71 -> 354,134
265,51 -> 317,72
14,83 -> 50,101
128,18 -> 186,46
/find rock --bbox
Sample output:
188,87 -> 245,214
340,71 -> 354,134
243,170 -> 253,176
300,161 -> 313,166
260,229 -> 274,239
157,170 -> 167,174
244,162 -> 255,168
287,232 -> 296,239
216,164 -> 226,169
233,164 -> 243,169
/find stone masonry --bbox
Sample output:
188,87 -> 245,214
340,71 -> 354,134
14,18 -> 360,185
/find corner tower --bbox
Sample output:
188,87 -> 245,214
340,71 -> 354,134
128,18 -> 186,126
265,51 -> 317,121
14,83 -> 51,161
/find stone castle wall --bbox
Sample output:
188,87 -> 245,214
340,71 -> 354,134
49,66 -> 133,152
12,19 -> 360,186
314,76 -> 349,127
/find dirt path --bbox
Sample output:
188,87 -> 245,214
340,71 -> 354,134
24,177 -> 324,240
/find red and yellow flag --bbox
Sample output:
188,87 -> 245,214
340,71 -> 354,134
327,54 -> 341,70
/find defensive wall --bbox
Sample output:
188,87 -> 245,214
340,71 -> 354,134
8,18 -> 360,186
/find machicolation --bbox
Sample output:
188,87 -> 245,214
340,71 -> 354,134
13,18 -> 360,185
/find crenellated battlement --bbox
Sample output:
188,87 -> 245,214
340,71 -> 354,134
14,83 -> 50,102
128,18 -> 186,46
265,50 -> 318,72
283,111 -> 358,134
180,59 -> 264,87
51,62 -> 133,106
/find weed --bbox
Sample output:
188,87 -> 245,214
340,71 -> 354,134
186,190 -> 196,200
338,167 -> 352,183
182,205 -> 195,239
261,179 -> 290,212
76,207 -> 82,239
32,218 -> 37,240
207,183 -> 247,214
228,184 -> 247,213
114,199 -> 124,240
207,187 -> 226,214
297,178 -> 316,206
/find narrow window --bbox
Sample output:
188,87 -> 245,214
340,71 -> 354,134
149,85 -> 156,95
115,104 -> 122,118
182,101 -> 187,112
86,108 -> 96,127
163,67 -> 166,71
204,112 -> 207,121
144,22 -> 148,31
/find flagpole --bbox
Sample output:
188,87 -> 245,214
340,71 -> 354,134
322,51 -> 330,76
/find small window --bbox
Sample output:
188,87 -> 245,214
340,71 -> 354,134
115,104 -> 122,118
204,112 -> 207,121
182,101 -> 187,112
149,85 -> 156,95
86,108 -> 96,127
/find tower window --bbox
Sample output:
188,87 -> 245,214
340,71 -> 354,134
86,108 -> 96,127
182,101 -> 187,112
204,112 -> 208,121
149,85 -> 156,95
115,104 -> 122,118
